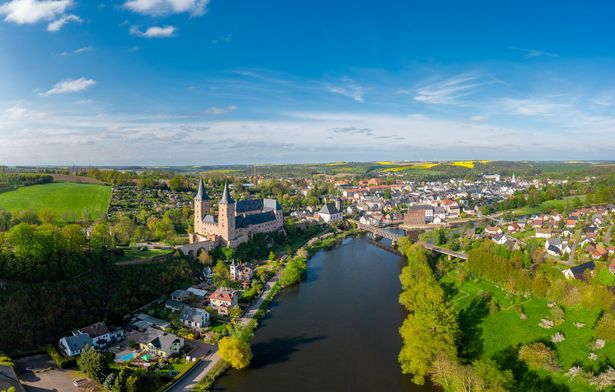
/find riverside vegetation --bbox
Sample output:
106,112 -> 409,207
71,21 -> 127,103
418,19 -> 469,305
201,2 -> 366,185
396,237 -> 615,392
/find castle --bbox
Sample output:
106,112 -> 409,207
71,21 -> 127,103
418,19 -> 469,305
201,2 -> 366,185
190,180 -> 284,247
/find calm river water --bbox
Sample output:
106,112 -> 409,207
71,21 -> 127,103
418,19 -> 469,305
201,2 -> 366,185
214,235 -> 437,392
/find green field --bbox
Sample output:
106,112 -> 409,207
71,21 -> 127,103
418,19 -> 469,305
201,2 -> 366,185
511,195 -> 586,216
0,182 -> 112,222
443,271 -> 614,391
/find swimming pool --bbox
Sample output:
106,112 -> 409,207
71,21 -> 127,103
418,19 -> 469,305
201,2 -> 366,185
119,352 -> 136,362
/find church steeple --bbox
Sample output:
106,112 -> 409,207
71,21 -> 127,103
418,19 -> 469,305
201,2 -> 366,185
220,180 -> 235,204
194,179 -> 210,200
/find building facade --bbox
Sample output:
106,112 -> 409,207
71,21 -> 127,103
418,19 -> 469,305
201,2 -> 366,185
190,180 -> 284,247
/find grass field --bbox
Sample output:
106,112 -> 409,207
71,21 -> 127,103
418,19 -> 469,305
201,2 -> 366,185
443,271 -> 613,391
511,195 -> 586,216
114,248 -> 173,262
0,182 -> 112,222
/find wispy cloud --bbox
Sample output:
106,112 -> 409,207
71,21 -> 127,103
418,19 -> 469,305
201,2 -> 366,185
496,98 -> 568,116
130,25 -> 176,38
508,46 -> 559,58
212,34 -> 232,44
123,0 -> 209,16
41,77 -> 96,96
203,105 -> 237,115
413,73 -> 493,105
46,13 -> 80,31
326,82 -> 365,103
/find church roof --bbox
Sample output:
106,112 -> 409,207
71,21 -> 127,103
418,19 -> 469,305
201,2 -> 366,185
319,202 -> 340,215
220,181 -> 235,204
235,211 -> 277,228
194,179 -> 210,200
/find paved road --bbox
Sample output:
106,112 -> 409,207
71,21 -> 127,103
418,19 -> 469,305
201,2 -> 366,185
605,225 -> 613,246
16,354 -> 83,392
240,275 -> 279,326
568,229 -> 582,265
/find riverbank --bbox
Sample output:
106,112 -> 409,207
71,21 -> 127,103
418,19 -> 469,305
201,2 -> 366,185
213,235 -> 430,392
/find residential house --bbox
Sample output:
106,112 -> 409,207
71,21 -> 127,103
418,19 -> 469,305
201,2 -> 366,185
171,289 -> 191,302
0,364 -> 25,392
165,299 -> 185,312
140,331 -> 184,358
209,287 -> 238,315
562,262 -> 596,280
230,261 -> 255,282
59,333 -> 93,357
134,313 -> 170,331
485,226 -> 503,236
536,228 -> 552,239
187,287 -> 208,300
492,234 -> 508,245
180,307 -> 210,328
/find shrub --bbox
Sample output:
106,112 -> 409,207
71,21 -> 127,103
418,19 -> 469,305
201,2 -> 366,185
593,312 -> 615,341
518,343 -> 559,371
46,345 -> 76,369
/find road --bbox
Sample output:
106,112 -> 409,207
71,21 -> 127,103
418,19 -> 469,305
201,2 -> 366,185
567,229 -> 582,265
605,225 -> 613,246
166,273 -> 280,391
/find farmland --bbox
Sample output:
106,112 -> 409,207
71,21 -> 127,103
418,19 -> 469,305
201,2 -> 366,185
0,182 -> 112,222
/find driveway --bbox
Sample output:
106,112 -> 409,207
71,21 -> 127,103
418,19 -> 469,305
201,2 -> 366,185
16,355 -> 84,392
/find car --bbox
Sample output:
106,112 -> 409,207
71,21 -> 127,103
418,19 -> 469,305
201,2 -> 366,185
168,370 -> 179,377
73,379 -> 88,387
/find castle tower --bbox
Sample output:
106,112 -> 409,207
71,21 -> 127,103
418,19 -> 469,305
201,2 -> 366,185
218,181 -> 236,244
194,179 -> 210,234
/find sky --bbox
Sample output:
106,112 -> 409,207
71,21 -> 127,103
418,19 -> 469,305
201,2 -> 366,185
1,0 -> 615,165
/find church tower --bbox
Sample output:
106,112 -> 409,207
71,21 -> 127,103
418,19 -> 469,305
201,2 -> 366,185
194,179 -> 210,234
218,181 -> 236,244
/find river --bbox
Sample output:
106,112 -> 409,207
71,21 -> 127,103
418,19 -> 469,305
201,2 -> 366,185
214,235 -> 436,392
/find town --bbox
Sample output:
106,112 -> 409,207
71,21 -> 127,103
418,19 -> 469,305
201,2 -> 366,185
0,160 -> 613,392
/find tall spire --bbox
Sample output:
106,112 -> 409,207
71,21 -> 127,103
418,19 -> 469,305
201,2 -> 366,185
220,180 -> 235,204
194,179 -> 210,200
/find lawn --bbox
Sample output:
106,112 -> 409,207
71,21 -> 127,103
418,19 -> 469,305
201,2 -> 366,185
115,248 -> 173,262
443,270 -> 613,392
0,182 -> 112,222
511,195 -> 586,216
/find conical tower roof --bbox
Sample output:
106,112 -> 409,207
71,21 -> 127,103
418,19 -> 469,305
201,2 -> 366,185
220,180 -> 235,204
194,179 -> 210,200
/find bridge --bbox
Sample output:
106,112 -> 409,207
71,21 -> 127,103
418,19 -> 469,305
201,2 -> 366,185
351,220 -> 468,260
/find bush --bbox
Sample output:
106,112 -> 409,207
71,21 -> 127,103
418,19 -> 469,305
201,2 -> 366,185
593,312 -> 615,341
518,342 -> 559,371
46,345 -> 76,369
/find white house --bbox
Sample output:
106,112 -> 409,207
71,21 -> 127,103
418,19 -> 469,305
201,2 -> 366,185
209,287 -> 238,315
318,203 -> 343,223
59,333 -> 93,357
180,307 -> 210,328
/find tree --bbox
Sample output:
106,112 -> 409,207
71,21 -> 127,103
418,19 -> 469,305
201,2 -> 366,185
268,250 -> 276,261
38,208 -> 57,225
62,224 -> 86,253
472,358 -> 513,391
213,260 -> 231,287
218,336 -> 252,369
593,312 -> 615,341
229,305 -> 243,323
90,222 -> 112,250
197,250 -> 213,265
518,343 -> 558,371
77,346 -> 109,383
103,372 -> 116,391
125,375 -> 140,392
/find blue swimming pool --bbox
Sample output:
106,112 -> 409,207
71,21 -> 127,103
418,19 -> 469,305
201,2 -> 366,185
119,352 -> 136,362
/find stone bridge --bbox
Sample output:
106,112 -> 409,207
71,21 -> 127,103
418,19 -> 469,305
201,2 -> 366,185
351,220 -> 468,260
177,240 -> 215,257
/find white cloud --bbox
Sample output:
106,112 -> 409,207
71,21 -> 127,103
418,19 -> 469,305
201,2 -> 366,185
204,105 -> 237,115
497,98 -> 567,116
508,47 -> 559,58
470,115 -> 485,121
130,25 -> 176,38
212,34 -> 232,44
74,45 -> 92,53
414,73 -> 492,105
0,0 -> 70,24
41,77 -> 96,96
123,0 -> 209,16
326,84 -> 365,103
4,105 -> 46,119
46,12 -> 80,31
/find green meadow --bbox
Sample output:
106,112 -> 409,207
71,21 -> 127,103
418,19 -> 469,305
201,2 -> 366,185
0,182 -> 112,222
442,271 -> 614,392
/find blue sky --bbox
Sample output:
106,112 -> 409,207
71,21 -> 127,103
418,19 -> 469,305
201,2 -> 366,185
1,0 -> 615,165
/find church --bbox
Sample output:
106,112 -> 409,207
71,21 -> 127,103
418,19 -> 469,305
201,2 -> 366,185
190,180 -> 284,247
